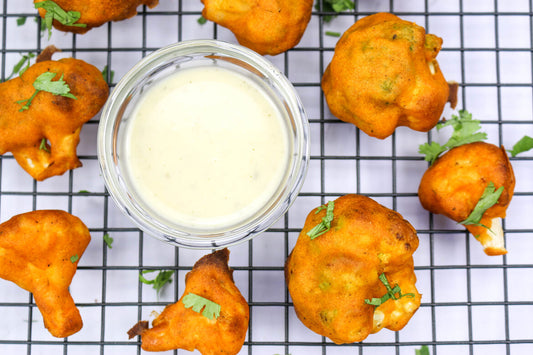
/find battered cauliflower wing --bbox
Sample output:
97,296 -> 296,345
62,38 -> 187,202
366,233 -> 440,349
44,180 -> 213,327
285,194 -> 421,344
0,210 -> 91,338
34,0 -> 159,34
322,12 -> 450,139
418,142 -> 515,255
201,0 -> 314,56
128,248 -> 249,354
0,53 -> 109,180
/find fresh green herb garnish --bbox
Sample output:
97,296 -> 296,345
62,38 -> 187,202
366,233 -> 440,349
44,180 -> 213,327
460,182 -> 504,227
6,52 -> 35,80
35,16 -> 47,34
307,200 -> 335,239
197,15 -> 207,25
139,270 -> 173,294
17,17 -> 28,26
16,71 -> 76,112
415,345 -> 430,355
182,293 -> 221,320
508,135 -> 533,157
39,138 -> 50,153
418,110 -> 487,165
70,254 -> 79,263
34,0 -> 87,39
315,0 -> 355,23
101,65 -> 114,84
325,31 -> 341,37
103,233 -> 113,249
364,273 -> 414,307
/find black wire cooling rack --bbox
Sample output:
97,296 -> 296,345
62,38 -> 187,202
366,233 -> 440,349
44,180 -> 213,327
1,1 -> 533,354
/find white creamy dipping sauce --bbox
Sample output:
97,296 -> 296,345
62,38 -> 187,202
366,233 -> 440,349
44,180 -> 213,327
124,65 -> 291,231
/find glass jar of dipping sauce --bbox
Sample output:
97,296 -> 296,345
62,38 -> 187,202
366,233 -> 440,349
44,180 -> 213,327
98,40 -> 309,249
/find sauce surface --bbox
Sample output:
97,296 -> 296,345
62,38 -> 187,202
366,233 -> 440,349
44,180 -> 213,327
124,65 -> 290,230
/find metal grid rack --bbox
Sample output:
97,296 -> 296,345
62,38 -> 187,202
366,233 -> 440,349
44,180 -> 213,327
1,0 -> 533,354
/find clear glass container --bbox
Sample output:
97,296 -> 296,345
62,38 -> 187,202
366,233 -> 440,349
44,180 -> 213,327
97,40 -> 309,249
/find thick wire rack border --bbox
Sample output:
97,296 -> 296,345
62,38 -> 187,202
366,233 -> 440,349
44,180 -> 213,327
0,1 -> 532,355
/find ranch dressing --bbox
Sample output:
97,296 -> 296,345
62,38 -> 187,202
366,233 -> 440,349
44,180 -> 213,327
124,65 -> 290,231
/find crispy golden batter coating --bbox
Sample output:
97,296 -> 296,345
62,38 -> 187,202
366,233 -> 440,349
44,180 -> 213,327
418,142 -> 515,255
130,249 -> 249,354
322,12 -> 450,139
34,0 -> 159,34
201,0 -> 313,56
285,194 -> 421,344
0,55 -> 109,180
0,210 -> 91,338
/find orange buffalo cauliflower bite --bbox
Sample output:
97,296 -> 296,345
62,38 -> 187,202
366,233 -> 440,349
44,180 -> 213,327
322,12 -> 450,139
129,249 -> 249,354
34,0 -> 160,34
0,210 -> 91,338
0,53 -> 109,180
285,194 -> 421,344
201,0 -> 314,56
419,142 -> 515,256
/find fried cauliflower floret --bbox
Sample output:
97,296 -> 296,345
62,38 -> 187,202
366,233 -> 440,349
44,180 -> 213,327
0,52 -> 109,180
128,248 -> 249,354
0,210 -> 91,338
322,12 -> 450,139
285,194 -> 421,344
419,142 -> 515,255
34,0 -> 159,34
201,0 -> 314,56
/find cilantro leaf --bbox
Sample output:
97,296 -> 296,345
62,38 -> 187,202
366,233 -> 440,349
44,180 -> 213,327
182,293 -> 221,320
103,233 -> 113,249
16,71 -> 77,112
307,201 -> 335,239
330,0 -> 355,12
315,0 -> 355,23
418,141 -> 446,165
415,345 -> 430,355
197,15 -> 207,25
460,182 -> 504,227
6,52 -> 35,80
364,273 -> 414,307
101,65 -> 114,84
35,16 -> 47,35
139,270 -> 173,295
70,254 -> 79,263
436,110 -> 488,150
508,135 -> 533,157
17,17 -> 27,26
34,0 -> 87,39
419,110 -> 487,165
33,72 -> 75,97
39,138 -> 50,153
